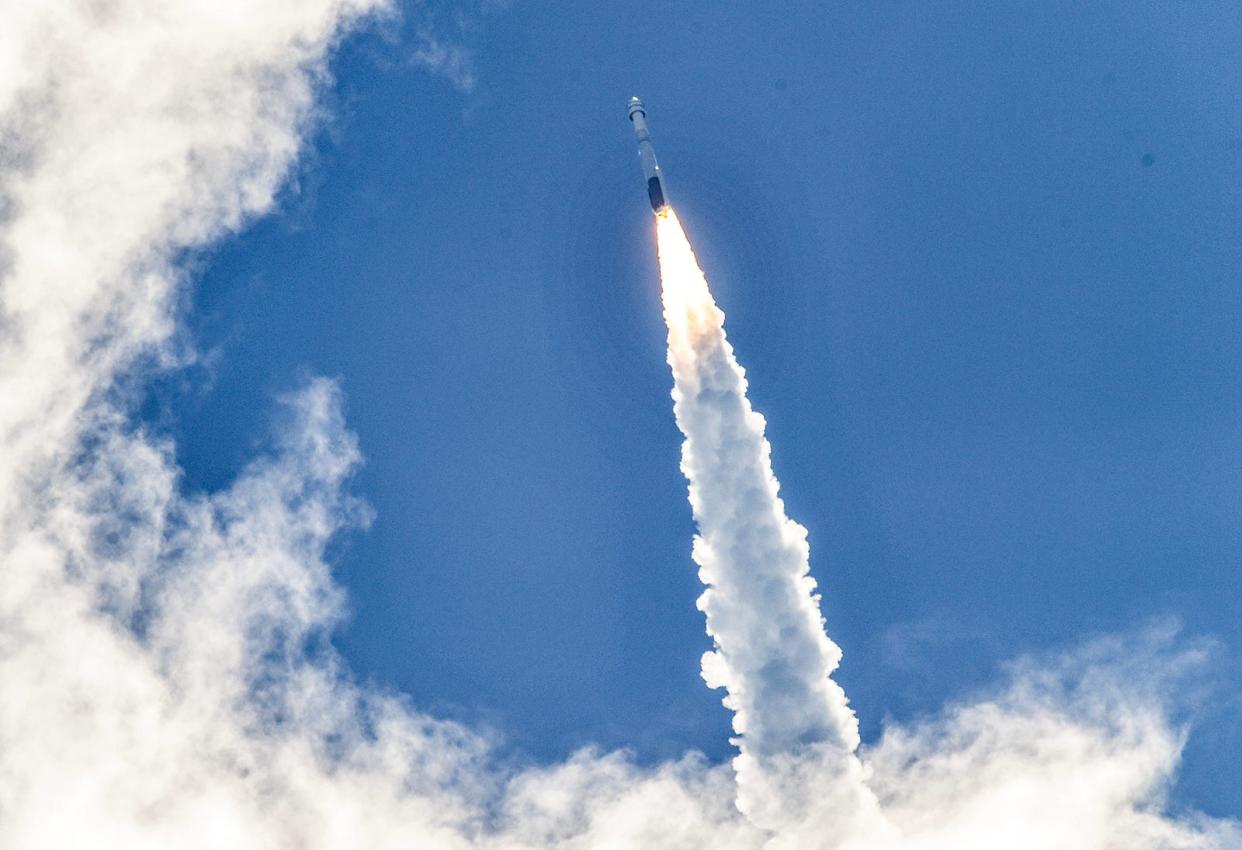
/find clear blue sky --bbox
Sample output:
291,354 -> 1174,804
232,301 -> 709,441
157,0 -> 1241,816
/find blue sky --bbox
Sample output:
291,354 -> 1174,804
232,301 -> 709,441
160,0 -> 1240,816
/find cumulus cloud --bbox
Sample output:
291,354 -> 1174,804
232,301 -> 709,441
0,2 -> 1236,848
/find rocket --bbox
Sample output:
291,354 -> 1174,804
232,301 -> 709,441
627,97 -> 669,214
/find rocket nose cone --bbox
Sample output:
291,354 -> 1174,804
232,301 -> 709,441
627,97 -> 645,120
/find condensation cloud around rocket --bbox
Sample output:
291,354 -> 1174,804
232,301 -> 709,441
0,2 -> 1237,848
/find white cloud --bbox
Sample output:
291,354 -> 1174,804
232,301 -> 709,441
0,2 -> 1237,848
374,0 -> 511,93
411,29 -> 477,92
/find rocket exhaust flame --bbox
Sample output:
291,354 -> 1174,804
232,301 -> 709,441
655,209 -> 879,833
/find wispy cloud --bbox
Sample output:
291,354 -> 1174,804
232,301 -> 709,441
402,0 -> 511,92
411,30 -> 477,92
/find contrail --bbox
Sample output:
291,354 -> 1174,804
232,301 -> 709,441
655,208 -> 877,836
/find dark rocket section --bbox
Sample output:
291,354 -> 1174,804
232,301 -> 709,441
628,97 -> 669,214
647,177 -> 666,211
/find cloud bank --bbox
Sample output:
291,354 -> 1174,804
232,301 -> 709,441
0,2 -> 1236,847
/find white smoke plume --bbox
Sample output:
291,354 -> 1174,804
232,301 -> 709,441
653,210 -> 1239,849
657,209 -> 879,837
0,2 -> 1237,848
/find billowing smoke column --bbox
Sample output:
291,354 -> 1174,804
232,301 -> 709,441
655,209 -> 878,836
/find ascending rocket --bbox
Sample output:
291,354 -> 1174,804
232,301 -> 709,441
627,97 -> 668,214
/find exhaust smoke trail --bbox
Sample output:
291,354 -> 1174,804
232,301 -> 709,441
655,209 -> 877,836
650,205 -> 1240,850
